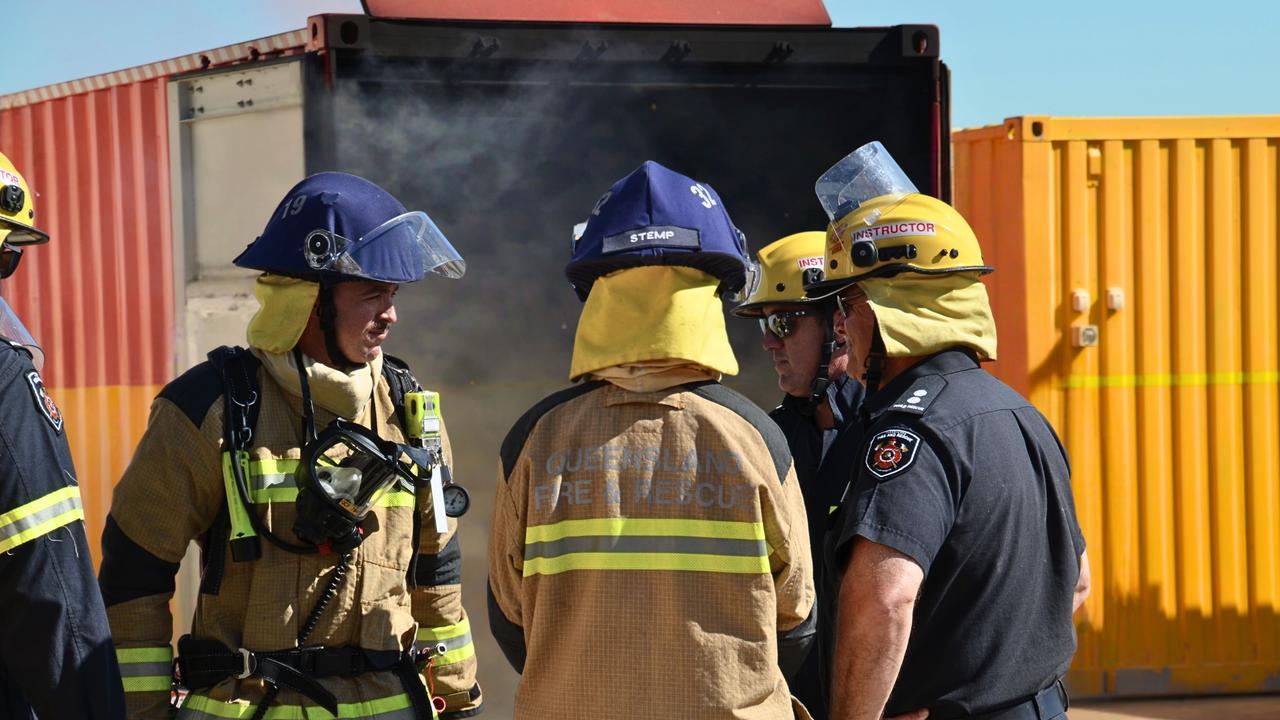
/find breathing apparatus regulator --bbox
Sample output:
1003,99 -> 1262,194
289,350 -> 475,554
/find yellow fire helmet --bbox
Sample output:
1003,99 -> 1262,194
0,151 -> 50,246
803,141 -> 990,299
730,231 -> 828,318
805,142 -> 998,365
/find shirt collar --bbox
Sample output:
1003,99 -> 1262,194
825,374 -> 860,427
864,348 -> 979,418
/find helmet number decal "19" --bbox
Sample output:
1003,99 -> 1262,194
280,194 -> 307,219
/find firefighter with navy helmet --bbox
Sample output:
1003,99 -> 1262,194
0,150 -> 127,719
99,172 -> 483,719
806,142 -> 1089,720
488,161 -> 816,719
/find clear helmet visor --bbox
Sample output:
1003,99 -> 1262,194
305,211 -> 466,284
725,259 -> 761,303
815,141 -> 919,221
0,295 -> 44,370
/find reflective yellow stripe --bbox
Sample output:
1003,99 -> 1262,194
1061,369 -> 1280,389
525,518 -> 765,543
117,647 -> 173,663
0,485 -> 84,554
417,616 -> 470,641
248,487 -> 415,508
225,452 -> 414,508
436,643 -> 475,666
179,692 -> 416,719
524,552 -> 770,575
417,617 -> 474,666
116,646 -> 172,693
522,518 -> 770,577
122,676 -> 171,692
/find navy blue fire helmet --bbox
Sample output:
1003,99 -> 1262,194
234,172 -> 465,284
566,161 -> 757,301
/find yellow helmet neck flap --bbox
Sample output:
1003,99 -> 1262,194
861,272 -> 998,362
570,265 -> 738,381
246,274 -> 321,354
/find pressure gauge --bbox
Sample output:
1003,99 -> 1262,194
443,484 -> 470,517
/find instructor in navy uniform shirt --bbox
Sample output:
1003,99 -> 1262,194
805,142 -> 1090,720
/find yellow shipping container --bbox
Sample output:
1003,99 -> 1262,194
953,116 -> 1280,698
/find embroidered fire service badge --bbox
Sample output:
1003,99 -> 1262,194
26,370 -> 64,434
865,428 -> 919,478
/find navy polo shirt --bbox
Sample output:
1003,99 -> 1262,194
829,349 -> 1085,717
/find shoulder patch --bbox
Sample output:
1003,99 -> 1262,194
865,427 -> 921,478
500,381 -> 608,480
887,375 -> 947,416
689,382 -> 792,486
26,370 -> 64,433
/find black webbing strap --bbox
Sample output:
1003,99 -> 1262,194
395,652 -> 439,720
382,354 -> 431,590
201,346 -> 265,593
177,635 -> 411,717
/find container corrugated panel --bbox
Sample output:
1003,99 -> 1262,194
954,115 -> 1280,698
0,28 -> 308,563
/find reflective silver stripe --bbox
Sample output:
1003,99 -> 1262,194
176,707 -> 418,720
119,662 -> 172,678
0,491 -> 82,546
439,629 -> 473,654
524,535 -> 767,560
177,695 -> 418,719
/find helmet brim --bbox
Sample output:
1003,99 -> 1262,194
0,219 -> 50,246
805,263 -> 996,300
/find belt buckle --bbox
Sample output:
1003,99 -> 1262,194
234,647 -> 255,679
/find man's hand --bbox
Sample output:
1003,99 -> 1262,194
1073,550 -> 1091,615
830,537 -> 925,720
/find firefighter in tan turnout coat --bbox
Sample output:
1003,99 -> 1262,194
488,161 -> 816,720
99,173 -> 482,719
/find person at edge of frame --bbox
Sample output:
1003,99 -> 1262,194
488,160 -> 817,720
730,230 -> 862,720
806,141 -> 1090,720
0,150 -> 126,720
97,172 -> 484,720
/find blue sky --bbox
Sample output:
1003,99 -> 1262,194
5,1 -> 1276,128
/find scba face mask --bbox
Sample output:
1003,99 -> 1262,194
293,419 -> 436,552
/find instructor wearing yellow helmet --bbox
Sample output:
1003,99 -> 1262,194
807,143 -> 1090,720
0,151 -> 126,719
732,232 -> 862,720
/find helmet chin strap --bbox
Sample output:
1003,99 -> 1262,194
865,325 -> 885,397
802,307 -> 838,416
317,285 -> 362,372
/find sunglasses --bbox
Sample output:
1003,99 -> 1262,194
0,245 -> 22,280
834,289 -> 868,317
759,309 -> 814,339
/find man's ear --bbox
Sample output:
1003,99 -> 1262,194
832,310 -> 848,348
